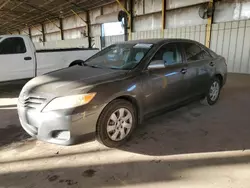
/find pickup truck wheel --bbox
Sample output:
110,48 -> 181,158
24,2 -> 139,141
201,77 -> 221,106
96,99 -> 136,148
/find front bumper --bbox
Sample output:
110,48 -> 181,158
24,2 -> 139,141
17,102 -> 102,145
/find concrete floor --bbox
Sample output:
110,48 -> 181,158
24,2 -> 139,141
0,74 -> 250,188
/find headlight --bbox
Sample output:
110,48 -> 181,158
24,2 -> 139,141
42,93 -> 96,112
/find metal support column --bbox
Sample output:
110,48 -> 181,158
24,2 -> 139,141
205,0 -> 214,48
28,27 -> 32,38
86,11 -> 91,48
59,18 -> 64,40
124,0 -> 128,41
41,23 -> 46,42
161,0 -> 166,38
129,0 -> 133,35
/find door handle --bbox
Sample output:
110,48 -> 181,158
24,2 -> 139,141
180,68 -> 187,74
24,56 -> 32,61
209,62 -> 215,67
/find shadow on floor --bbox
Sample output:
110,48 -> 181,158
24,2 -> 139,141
0,152 -> 250,187
0,80 -> 31,147
0,79 -> 28,98
0,123 -> 30,148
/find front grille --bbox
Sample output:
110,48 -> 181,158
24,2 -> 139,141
23,97 -> 46,109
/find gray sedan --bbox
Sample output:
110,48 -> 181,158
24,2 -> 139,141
18,39 -> 227,147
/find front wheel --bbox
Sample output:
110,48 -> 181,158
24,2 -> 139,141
201,77 -> 221,105
96,99 -> 136,148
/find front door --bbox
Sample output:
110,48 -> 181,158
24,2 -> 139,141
0,37 -> 34,82
141,43 -> 188,115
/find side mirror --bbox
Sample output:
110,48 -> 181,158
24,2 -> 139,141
148,60 -> 165,70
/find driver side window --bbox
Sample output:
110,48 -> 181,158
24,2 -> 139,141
152,43 -> 182,66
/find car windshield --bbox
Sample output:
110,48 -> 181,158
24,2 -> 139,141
85,43 -> 153,70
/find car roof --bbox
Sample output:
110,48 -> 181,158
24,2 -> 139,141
119,38 -> 200,45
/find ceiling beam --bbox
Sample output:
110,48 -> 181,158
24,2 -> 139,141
0,0 -> 11,10
0,9 -> 38,15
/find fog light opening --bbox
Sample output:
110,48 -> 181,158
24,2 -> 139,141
52,130 -> 70,140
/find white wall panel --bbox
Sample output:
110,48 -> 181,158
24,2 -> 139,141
233,21 -> 245,73
31,25 -> 42,36
132,26 -> 206,43
134,13 -> 161,31
90,25 -> 101,37
64,28 -> 86,40
94,36 -> 101,49
167,0 -> 209,9
165,5 -> 207,28
164,25 -> 206,44
240,20 -> 250,73
214,0 -> 250,23
132,29 -> 161,40
44,20 -> 60,33
104,35 -> 124,47
103,2 -> 122,14
134,0 -> 144,15
63,13 -> 87,30
210,20 -> 250,74
89,8 -> 101,25
45,32 -> 61,41
144,0 -> 162,14
32,35 -> 43,43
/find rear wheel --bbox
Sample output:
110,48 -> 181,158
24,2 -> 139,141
201,77 -> 221,105
96,99 -> 136,148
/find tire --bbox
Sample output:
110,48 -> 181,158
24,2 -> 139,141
201,77 -> 221,106
96,99 -> 137,148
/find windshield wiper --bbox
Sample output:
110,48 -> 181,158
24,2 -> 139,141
110,67 -> 120,70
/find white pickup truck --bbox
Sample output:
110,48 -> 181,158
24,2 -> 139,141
0,35 -> 99,82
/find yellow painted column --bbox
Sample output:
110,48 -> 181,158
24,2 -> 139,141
116,0 -> 132,40
205,0 -> 214,48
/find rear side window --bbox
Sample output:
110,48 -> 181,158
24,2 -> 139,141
182,42 -> 212,62
0,37 -> 26,54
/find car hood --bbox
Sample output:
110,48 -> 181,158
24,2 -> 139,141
21,66 -> 128,96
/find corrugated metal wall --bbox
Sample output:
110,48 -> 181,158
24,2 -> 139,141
104,35 -> 125,47
132,25 -> 206,45
131,20 -> 250,74
132,29 -> 161,40
211,20 -> 250,74
164,25 -> 206,45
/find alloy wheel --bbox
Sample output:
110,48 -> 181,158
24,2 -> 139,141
209,81 -> 220,101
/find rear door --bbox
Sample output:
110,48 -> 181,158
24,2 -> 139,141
181,42 -> 212,97
142,43 -> 189,114
0,37 -> 34,82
